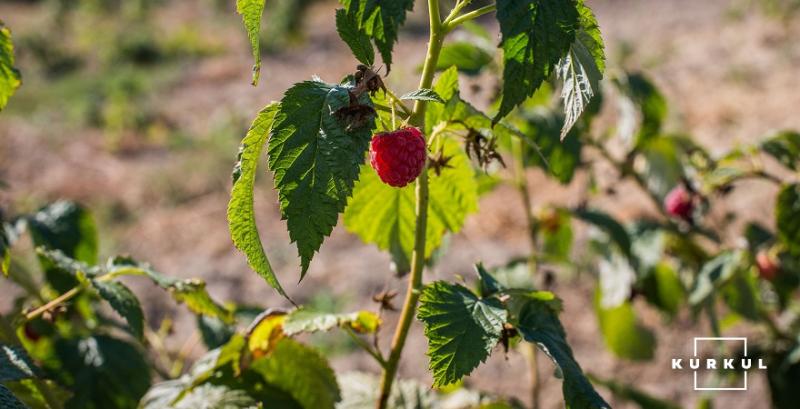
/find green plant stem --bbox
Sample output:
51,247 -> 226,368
23,271 -> 123,322
382,88 -> 413,117
24,286 -> 82,322
376,1 -> 444,407
345,327 -> 387,368
444,4 -> 497,30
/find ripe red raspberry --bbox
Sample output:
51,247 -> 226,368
755,249 -> 780,281
369,127 -> 427,187
664,185 -> 694,221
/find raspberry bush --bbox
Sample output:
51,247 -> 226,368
2,1 -> 800,409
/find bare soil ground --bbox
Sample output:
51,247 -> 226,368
2,0 -> 799,407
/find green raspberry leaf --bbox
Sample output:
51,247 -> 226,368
106,256 -> 234,323
27,201 -> 98,292
52,336 -> 151,408
494,0 -> 580,122
1,345 -> 41,382
594,290 -> 656,361
518,108 -> 583,184
507,292 -> 611,409
236,0 -> 266,86
0,385 -> 26,409
612,71 -> 667,146
761,131 -> 800,171
557,0 -> 604,139
688,250 -> 744,306
228,103 -> 288,299
573,208 -> 633,262
339,0 -> 414,71
92,280 -> 145,340
249,338 -> 341,409
417,281 -> 507,388
344,137 -> 477,273
435,41 -> 494,76
335,8 -> 375,66
283,309 -> 380,335
400,88 -> 444,104
776,183 -> 800,257
269,80 -> 375,277
0,21 -> 21,112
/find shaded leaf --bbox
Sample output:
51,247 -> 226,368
507,292 -> 610,409
519,109 -> 582,183
417,281 -> 507,387
476,262 -> 534,298
27,201 -> 98,292
688,251 -> 744,306
0,385 -> 27,409
760,130 -> 800,171
613,72 -> 667,146
268,80 -> 375,277
335,8 -> 374,66
228,103 -> 288,298
776,183 -> 800,257
50,336 -> 150,409
0,345 -> 40,382
197,316 -> 235,350
339,0 -> 414,71
573,208 -> 632,261
721,269 -> 761,321
494,0 -> 580,121
92,280 -> 144,339
236,0 -> 266,85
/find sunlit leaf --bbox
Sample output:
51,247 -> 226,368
228,103 -> 288,298
236,0 -> 266,85
283,309 -> 380,335
594,290 -> 656,361
435,42 -> 493,75
344,138 -> 477,273
400,88 -> 444,103
0,22 -> 21,111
